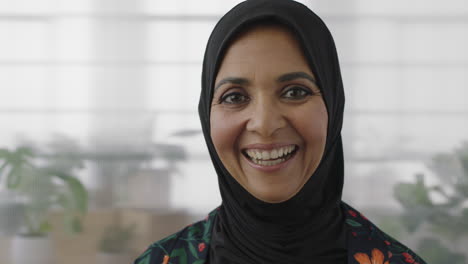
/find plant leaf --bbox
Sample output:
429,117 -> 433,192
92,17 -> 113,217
38,220 -> 52,234
6,167 -> 21,189
46,169 -> 88,214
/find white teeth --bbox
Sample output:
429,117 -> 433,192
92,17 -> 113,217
251,158 -> 285,166
271,149 -> 278,159
278,148 -> 284,157
261,151 -> 270,160
244,145 -> 296,161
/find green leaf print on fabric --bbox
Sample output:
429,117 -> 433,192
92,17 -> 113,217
346,219 -> 362,227
202,221 -> 211,239
159,233 -> 177,244
151,242 -> 170,256
188,242 -> 199,259
187,226 -> 202,238
170,247 -> 188,264
136,253 -> 151,264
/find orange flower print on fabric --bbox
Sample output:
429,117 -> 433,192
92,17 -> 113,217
354,248 -> 389,264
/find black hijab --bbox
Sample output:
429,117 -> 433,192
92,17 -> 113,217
198,0 -> 347,263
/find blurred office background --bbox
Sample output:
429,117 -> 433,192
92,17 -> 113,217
0,0 -> 467,263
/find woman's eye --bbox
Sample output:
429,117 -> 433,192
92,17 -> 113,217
220,92 -> 249,104
282,86 -> 313,100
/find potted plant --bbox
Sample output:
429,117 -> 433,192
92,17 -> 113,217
0,144 -> 88,264
0,189 -> 24,236
97,221 -> 137,264
394,141 -> 468,264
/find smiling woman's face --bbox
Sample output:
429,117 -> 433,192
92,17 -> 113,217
210,24 -> 328,203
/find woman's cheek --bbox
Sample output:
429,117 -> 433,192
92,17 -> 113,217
289,102 -> 328,159
210,109 -> 245,164
302,100 -> 328,135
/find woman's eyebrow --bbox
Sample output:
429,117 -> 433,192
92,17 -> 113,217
214,77 -> 250,92
214,72 -> 316,92
276,72 -> 317,84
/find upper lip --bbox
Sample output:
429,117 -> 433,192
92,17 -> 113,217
242,143 -> 298,151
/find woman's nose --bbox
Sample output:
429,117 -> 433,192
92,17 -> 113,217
245,98 -> 287,137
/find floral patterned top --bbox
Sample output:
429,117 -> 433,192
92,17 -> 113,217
133,202 -> 426,264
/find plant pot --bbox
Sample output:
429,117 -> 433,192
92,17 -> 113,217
96,252 -> 133,264
11,234 -> 54,264
0,196 -> 24,236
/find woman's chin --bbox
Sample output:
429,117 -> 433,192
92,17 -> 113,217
247,184 -> 298,203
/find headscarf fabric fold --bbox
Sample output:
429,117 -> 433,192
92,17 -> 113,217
198,0 -> 347,263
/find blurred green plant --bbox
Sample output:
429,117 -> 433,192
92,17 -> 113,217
394,141 -> 468,263
0,141 -> 88,237
98,222 -> 137,253
417,238 -> 465,264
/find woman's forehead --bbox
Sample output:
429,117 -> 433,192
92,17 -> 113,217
226,23 -> 302,56
215,24 -> 313,80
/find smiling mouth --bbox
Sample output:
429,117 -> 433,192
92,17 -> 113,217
241,145 -> 299,166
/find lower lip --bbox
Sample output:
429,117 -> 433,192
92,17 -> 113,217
242,149 -> 298,172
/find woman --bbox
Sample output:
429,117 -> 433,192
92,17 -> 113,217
134,0 -> 427,263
